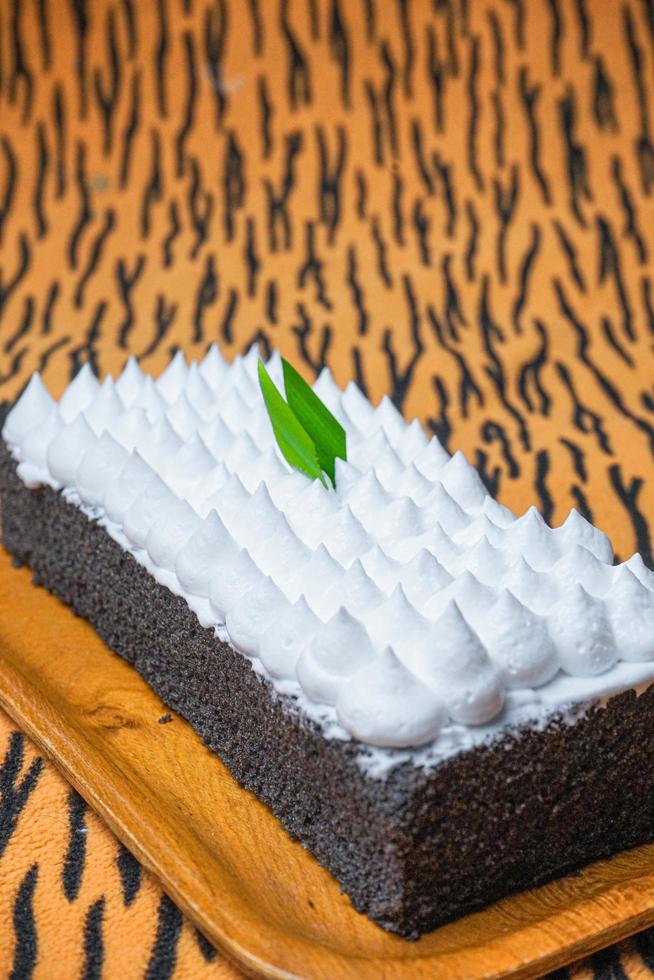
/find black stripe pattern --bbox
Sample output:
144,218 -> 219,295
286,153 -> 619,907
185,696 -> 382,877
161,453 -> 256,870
0,733 -> 43,860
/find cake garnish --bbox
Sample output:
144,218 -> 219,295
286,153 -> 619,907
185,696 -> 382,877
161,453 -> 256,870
258,357 -> 346,487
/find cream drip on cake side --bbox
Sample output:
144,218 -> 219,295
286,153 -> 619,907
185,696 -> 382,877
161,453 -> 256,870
5,344 -> 654,767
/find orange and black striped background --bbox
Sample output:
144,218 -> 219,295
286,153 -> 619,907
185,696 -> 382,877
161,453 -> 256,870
2,0 -> 654,975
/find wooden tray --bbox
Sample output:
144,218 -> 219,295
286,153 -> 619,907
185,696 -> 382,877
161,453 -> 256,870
2,545 -> 654,979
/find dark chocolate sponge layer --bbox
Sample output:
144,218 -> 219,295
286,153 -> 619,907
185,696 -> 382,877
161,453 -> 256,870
3,440 -> 654,938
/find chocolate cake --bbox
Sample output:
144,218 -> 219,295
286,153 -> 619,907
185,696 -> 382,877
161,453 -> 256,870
3,344 -> 654,939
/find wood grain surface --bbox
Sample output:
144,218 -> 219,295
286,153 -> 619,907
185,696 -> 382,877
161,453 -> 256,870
2,544 -> 654,979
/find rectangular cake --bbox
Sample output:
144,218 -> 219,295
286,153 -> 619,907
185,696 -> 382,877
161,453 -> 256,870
3,343 -> 654,939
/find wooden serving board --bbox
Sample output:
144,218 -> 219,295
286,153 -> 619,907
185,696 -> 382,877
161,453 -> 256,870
2,546 -> 654,979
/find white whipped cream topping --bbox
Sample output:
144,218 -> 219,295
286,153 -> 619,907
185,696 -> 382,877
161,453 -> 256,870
6,345 -> 654,765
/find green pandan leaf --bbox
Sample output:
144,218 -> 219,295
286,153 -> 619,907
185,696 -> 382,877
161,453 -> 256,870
282,358 -> 347,484
257,361 -> 326,486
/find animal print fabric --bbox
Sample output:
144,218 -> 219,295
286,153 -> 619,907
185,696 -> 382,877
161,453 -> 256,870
1,0 -> 654,974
